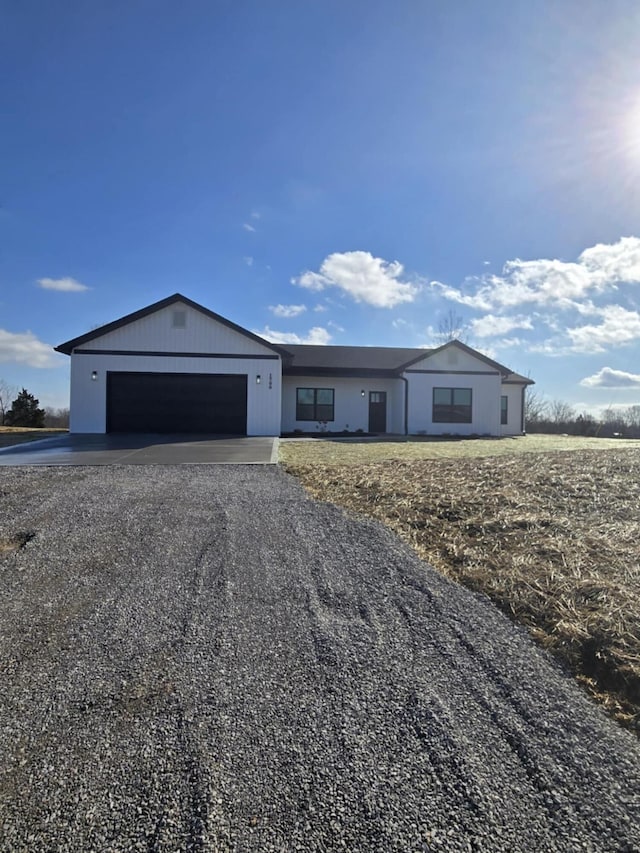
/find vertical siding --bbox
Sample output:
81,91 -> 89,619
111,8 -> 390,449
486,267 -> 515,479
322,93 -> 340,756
500,384 -> 526,436
281,377 -> 405,434
409,344 -> 493,372
404,371 -> 502,436
81,302 -> 275,356
69,353 -> 281,435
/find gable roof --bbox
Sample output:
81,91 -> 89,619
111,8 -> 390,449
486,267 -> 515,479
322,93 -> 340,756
283,340 -> 534,383
54,294 -> 533,385
55,293 -> 287,357
402,339 -> 534,383
282,345 -> 433,376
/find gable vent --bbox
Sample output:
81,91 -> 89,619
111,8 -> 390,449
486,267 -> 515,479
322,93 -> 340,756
172,310 -> 186,329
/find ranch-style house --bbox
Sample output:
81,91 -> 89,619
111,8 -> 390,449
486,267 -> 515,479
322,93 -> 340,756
55,293 -> 533,437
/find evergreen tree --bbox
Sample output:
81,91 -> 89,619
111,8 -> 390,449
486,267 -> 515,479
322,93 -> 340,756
5,388 -> 46,428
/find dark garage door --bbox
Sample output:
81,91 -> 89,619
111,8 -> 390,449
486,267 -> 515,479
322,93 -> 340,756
107,372 -> 247,434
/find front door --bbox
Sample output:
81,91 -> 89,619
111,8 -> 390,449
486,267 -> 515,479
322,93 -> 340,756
368,391 -> 387,433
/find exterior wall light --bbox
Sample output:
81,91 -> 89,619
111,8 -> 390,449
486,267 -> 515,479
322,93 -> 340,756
91,371 -> 98,381
361,389 -> 365,396
256,374 -> 261,384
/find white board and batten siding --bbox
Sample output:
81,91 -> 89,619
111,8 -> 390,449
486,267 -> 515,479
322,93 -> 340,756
281,376 -> 404,434
76,302 -> 273,356
69,302 -> 281,435
404,344 -> 503,436
500,383 -> 525,436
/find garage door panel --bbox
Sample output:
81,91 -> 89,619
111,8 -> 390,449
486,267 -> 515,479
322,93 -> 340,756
107,372 -> 247,434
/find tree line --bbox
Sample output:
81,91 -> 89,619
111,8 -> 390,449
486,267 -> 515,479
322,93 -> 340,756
0,380 -> 69,429
525,389 -> 640,438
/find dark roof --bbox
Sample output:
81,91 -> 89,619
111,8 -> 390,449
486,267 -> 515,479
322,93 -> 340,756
416,339 -> 535,384
54,293 -> 534,385
502,371 -> 534,385
282,345 -> 432,375
282,341 -> 534,384
55,293 -> 287,357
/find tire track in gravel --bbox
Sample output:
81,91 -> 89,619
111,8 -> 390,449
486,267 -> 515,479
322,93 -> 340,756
0,465 -> 639,852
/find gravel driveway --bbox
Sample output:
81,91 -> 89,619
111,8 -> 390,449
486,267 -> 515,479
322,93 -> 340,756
0,465 -> 638,852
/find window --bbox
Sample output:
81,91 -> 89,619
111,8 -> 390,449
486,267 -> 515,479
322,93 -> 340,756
433,387 -> 472,423
501,395 -> 508,425
296,388 -> 335,422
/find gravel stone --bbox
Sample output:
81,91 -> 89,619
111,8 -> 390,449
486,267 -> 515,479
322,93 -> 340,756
0,464 -> 638,852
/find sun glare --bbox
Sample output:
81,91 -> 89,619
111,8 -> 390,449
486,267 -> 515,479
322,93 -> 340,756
620,93 -> 640,164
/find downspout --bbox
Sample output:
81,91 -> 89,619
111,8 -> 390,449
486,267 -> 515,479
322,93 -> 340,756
401,376 -> 409,435
521,386 -> 526,434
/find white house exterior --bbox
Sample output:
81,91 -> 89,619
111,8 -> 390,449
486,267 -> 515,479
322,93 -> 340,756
56,294 -> 533,437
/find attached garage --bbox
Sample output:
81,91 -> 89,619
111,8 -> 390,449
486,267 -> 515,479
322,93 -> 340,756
56,293 -> 533,437
55,294 -> 284,436
106,372 -> 248,434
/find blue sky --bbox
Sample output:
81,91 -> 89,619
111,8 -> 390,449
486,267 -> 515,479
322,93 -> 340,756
3,0 -> 640,414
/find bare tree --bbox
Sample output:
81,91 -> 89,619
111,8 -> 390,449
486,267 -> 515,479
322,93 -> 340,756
44,407 -> 70,429
548,399 -> 576,425
574,411 -> 598,436
524,388 -> 548,424
0,379 -> 18,426
433,309 -> 470,345
599,406 -> 627,436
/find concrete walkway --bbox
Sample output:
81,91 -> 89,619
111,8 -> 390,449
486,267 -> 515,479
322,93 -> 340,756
0,433 -> 278,465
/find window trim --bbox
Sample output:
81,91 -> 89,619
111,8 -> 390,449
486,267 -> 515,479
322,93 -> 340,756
296,387 -> 335,422
432,387 -> 472,424
501,395 -> 508,425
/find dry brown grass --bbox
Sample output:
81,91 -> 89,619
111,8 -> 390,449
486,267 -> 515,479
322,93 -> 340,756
280,432 -> 640,465
0,427 -> 66,448
282,440 -> 640,731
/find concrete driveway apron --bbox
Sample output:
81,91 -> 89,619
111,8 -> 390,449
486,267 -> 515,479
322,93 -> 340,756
0,434 -> 278,465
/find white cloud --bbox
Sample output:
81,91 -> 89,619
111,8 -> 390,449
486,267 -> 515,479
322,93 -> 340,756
0,329 -> 59,367
492,336 -> 527,350
527,339 -> 573,357
328,321 -> 345,332
432,236 -> 640,312
579,237 -> 640,284
476,344 -> 498,360
37,276 -> 89,292
251,211 -> 261,219
253,325 -> 332,345
313,303 -> 328,313
567,305 -> 640,352
269,304 -> 307,318
293,251 -> 420,308
392,318 -> 409,329
243,256 -> 254,267
581,367 -> 640,388
242,223 -> 256,232
469,313 -> 533,338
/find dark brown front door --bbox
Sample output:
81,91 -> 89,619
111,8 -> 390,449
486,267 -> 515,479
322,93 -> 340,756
368,391 -> 387,433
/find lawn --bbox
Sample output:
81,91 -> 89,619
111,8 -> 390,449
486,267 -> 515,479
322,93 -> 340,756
0,427 -> 67,449
281,435 -> 640,731
280,432 -> 640,464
